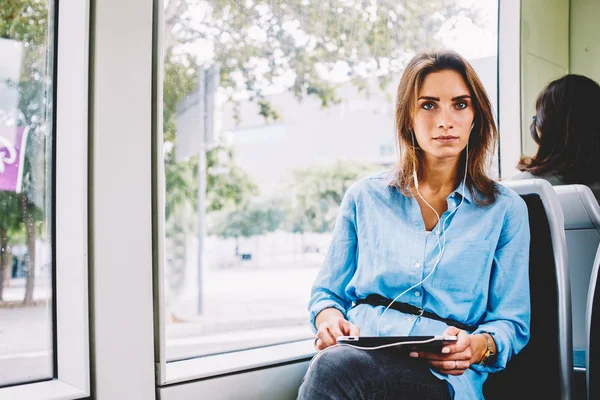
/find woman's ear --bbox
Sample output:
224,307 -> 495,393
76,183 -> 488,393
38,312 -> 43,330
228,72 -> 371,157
529,117 -> 542,145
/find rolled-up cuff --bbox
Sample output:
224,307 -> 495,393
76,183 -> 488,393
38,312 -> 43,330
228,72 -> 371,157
309,301 -> 347,333
470,328 -> 505,373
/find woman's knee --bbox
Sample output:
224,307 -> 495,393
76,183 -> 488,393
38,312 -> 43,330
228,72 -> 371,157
307,346 -> 374,381
299,347 -> 374,399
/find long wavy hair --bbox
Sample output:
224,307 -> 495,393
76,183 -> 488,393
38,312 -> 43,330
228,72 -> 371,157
518,74 -> 600,184
391,49 -> 498,206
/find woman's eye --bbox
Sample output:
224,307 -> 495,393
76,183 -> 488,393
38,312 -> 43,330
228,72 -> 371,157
422,102 -> 434,110
455,101 -> 468,110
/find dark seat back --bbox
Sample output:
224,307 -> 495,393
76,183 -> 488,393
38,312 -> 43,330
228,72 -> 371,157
484,180 -> 573,400
586,244 -> 600,400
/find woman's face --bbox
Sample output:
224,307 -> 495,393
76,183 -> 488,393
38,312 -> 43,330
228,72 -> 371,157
412,69 -> 475,163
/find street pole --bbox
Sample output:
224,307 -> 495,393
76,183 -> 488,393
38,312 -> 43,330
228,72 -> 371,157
196,67 -> 206,315
196,64 -> 219,315
197,142 -> 206,315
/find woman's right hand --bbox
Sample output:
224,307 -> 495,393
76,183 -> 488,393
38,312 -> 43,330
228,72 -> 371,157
314,308 -> 360,351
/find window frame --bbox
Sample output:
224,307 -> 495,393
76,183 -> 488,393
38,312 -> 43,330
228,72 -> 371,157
0,0 -> 91,398
88,0 -> 156,398
498,0 -> 523,179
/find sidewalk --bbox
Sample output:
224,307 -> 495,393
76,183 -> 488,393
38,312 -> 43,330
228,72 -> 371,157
1,267 -> 318,364
0,277 -> 50,306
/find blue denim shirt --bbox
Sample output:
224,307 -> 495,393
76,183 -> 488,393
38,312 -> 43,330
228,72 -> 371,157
308,171 -> 531,400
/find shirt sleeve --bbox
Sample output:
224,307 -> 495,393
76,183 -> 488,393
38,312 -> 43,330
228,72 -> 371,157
308,187 -> 358,333
471,194 -> 531,373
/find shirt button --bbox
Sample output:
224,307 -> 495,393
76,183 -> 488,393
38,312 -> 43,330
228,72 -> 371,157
414,262 -> 421,269
415,291 -> 421,297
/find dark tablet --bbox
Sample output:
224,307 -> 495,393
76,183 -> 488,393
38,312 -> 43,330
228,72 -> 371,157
336,335 -> 458,351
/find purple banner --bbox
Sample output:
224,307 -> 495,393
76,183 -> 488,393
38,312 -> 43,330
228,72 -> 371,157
0,125 -> 29,193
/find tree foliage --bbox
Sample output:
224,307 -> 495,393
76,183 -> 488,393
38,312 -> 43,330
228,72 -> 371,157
164,0 -> 482,122
163,50 -> 259,223
0,0 -> 48,45
205,146 -> 259,212
287,159 -> 381,233
211,204 -> 284,239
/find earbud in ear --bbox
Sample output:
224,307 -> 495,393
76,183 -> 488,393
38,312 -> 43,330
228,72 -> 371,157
470,122 -> 475,131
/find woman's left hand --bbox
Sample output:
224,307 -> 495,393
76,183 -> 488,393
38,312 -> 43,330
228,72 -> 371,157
409,326 -> 480,376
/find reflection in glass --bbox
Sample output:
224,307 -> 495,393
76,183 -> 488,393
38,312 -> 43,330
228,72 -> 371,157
161,0 -> 498,361
0,0 -> 54,386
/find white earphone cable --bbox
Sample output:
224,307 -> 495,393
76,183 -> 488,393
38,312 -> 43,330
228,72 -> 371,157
375,128 -> 471,336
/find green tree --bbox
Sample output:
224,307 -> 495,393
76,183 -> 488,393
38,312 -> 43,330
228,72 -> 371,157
1,0 -> 50,305
210,203 -> 285,262
287,159 -> 381,233
205,145 -> 259,212
213,206 -> 284,239
162,56 -> 259,296
163,55 -> 259,221
164,0 -> 483,122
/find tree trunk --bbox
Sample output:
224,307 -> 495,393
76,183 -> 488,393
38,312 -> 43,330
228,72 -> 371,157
21,194 -> 36,305
0,229 -> 7,301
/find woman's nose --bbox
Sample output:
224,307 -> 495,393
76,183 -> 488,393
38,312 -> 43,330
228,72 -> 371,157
437,108 -> 454,129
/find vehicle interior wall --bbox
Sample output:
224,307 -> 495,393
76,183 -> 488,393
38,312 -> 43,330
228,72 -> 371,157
519,0 -> 569,163
570,0 -> 600,83
519,0 -> 600,163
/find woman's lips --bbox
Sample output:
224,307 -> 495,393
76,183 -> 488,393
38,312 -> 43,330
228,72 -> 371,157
433,136 -> 458,143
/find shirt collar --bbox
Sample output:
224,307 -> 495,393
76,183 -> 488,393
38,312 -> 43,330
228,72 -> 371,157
383,168 -> 399,190
451,181 -> 473,204
383,168 -> 474,204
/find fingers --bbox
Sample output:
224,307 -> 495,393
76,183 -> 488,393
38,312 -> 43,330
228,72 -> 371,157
316,321 -> 338,349
429,359 -> 470,376
329,321 -> 346,341
440,329 -> 470,355
315,319 -> 360,350
410,347 -> 473,362
411,328 -> 473,376
443,326 -> 461,336
341,319 -> 360,336
348,324 -> 360,336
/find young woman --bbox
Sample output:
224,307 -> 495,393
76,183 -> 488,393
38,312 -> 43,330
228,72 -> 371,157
513,74 -> 600,203
297,50 -> 531,400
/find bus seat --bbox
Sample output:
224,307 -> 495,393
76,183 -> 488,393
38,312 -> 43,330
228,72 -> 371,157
586,243 -> 600,400
483,179 -> 573,400
553,184 -> 600,369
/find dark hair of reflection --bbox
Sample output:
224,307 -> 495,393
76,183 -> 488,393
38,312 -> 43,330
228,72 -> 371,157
392,49 -> 498,206
518,74 -> 600,184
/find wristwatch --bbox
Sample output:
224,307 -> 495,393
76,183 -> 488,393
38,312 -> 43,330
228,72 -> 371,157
478,333 -> 495,366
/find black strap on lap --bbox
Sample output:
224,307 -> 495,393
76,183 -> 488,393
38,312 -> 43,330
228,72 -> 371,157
355,294 -> 476,332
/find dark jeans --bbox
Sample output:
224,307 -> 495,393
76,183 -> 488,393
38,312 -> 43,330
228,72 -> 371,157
297,346 -> 452,400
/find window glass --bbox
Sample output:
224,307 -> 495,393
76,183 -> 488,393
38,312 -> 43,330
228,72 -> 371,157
0,0 -> 55,386
162,0 -> 498,361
